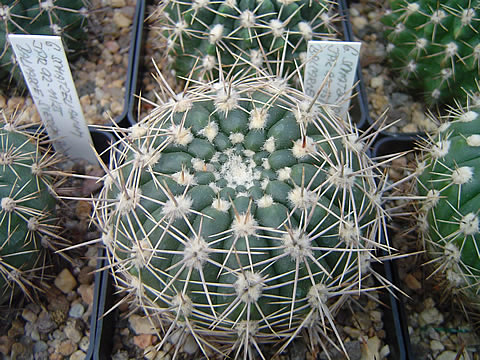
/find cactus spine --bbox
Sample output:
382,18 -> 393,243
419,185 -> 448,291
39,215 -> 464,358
382,0 -> 480,104
96,71 -> 394,358
0,113 -> 60,304
417,105 -> 480,309
153,0 -> 339,82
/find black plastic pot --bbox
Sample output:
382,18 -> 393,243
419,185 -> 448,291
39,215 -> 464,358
84,1 -> 147,359
372,134 -> 423,360
115,0 -> 147,128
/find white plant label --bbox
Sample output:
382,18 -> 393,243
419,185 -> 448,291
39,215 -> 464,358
8,34 -> 97,164
304,40 -> 361,119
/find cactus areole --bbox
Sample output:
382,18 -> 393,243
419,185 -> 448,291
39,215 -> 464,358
98,75 -> 388,357
417,107 -> 480,308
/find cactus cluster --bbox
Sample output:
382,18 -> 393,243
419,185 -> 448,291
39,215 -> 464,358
416,105 -> 480,309
382,0 -> 480,105
153,0 -> 339,82
0,0 -> 89,88
96,71 -> 393,358
0,113 -> 61,305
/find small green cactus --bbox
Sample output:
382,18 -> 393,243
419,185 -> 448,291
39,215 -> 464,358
416,105 -> 480,309
0,0 -> 89,88
153,0 -> 339,82
96,72 -> 394,358
0,113 -> 60,305
382,0 -> 480,105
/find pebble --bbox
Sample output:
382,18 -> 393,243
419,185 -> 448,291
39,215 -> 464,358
344,326 -> 362,339
111,0 -> 126,7
404,273 -> 422,290
129,315 -> 157,335
79,336 -> 90,352
134,334 -> 155,349
36,311 -> 56,334
0,336 -> 14,355
351,16 -> 368,30
33,341 -> 48,354
65,323 -> 83,343
437,350 -> 463,360
22,308 -> 38,323
57,339 -> 77,356
55,268 -> 78,294
69,303 -> 86,319
370,76 -> 384,89
78,284 -> 94,305
70,350 -> 87,360
113,10 -> 132,28
418,307 -> 444,327
430,339 -> 445,352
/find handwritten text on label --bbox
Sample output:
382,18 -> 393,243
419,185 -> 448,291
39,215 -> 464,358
8,34 -> 97,164
304,41 -> 361,119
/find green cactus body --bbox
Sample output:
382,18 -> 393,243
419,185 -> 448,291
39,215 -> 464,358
98,74 -> 390,357
417,107 -> 480,308
0,124 -> 58,304
0,0 -> 88,87
155,0 -> 338,81
382,0 -> 480,104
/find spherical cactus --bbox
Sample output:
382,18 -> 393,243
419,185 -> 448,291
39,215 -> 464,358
96,72 -> 393,358
382,0 -> 480,105
0,0 -> 89,88
0,116 -> 60,305
153,0 -> 339,82
416,105 -> 480,309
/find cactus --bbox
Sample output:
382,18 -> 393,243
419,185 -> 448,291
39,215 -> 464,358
0,0 -> 89,88
96,71 -> 394,358
0,113 -> 60,304
382,0 -> 480,105
416,105 -> 480,309
153,0 -> 339,82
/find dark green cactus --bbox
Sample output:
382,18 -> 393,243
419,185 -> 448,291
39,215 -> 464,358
0,117 -> 59,304
382,0 -> 480,104
417,105 -> 480,309
96,73 -> 394,358
154,0 -> 339,82
0,0 -> 89,88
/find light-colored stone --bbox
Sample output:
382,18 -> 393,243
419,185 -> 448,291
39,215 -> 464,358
21,308 -> 38,323
134,334 -> 154,349
113,11 -> 132,28
70,350 -> 86,360
183,334 -> 199,355
79,336 -> 90,352
437,351 -> 464,360
430,339 -> 445,352
351,16 -> 368,30
344,326 -> 362,339
57,339 -> 77,356
360,336 -> 381,360
65,324 -> 82,343
78,284 -> 94,305
418,307 -> 444,327
370,76 -> 384,89
129,315 -> 157,335
0,336 -> 14,355
55,268 -> 78,294
69,303 -> 85,319
404,273 -> 421,290
111,0 -> 126,7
